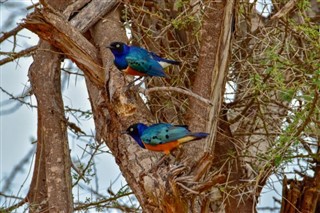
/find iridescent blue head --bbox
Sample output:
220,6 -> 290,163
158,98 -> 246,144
124,123 -> 148,149
107,42 -> 130,70
107,42 -> 129,56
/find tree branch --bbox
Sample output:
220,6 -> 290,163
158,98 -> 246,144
1,197 -> 27,212
139,86 -> 213,106
0,24 -> 24,43
0,46 -> 38,66
22,0 -> 118,88
74,192 -> 135,211
72,142 -> 104,187
23,11 -> 104,87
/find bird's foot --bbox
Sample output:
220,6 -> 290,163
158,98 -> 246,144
139,154 -> 169,180
125,76 -> 144,92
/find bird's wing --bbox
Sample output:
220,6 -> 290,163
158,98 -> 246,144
141,123 -> 190,145
125,47 -> 166,77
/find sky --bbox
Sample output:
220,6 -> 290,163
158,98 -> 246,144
0,0 -> 284,212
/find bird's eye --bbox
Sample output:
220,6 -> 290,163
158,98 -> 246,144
116,44 -> 120,48
129,128 -> 133,132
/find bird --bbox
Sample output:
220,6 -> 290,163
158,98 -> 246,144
123,123 -> 209,155
107,42 -> 180,77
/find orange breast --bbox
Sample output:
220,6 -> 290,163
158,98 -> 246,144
123,66 -> 146,76
143,141 -> 180,155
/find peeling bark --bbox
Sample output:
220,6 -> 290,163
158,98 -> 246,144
281,168 -> 320,213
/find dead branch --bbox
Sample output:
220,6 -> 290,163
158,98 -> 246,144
0,24 -> 24,43
23,11 -> 104,87
139,86 -> 213,106
0,46 -> 38,66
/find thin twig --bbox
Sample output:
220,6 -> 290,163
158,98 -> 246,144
1,196 -> 27,212
71,161 -> 82,177
0,45 -> 38,66
0,86 -> 37,109
72,142 -> 104,187
176,182 -> 199,195
0,24 -> 24,43
0,192 -> 24,200
139,86 -> 213,106
74,192 -> 134,211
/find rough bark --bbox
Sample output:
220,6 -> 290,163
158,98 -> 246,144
182,1 -> 255,211
280,166 -> 320,213
27,98 -> 48,212
87,8 -> 163,211
28,41 -> 73,212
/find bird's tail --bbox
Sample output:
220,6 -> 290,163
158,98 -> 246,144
159,58 -> 181,66
158,60 -> 181,69
150,52 -> 181,67
190,132 -> 209,140
177,132 -> 209,144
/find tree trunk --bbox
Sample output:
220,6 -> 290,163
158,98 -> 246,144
27,0 -> 73,212
280,168 -> 320,213
28,41 -> 73,212
86,8 -> 161,211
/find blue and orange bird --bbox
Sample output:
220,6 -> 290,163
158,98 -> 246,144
123,123 -> 209,155
107,42 -> 180,77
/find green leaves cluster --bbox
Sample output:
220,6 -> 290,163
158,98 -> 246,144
234,1 -> 320,176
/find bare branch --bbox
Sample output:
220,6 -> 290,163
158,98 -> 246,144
0,86 -> 37,110
0,192 -> 24,200
23,11 -> 104,87
0,146 -> 35,193
139,86 -> 213,106
1,197 -> 27,212
72,142 -> 104,187
0,24 -> 24,43
74,192 -> 135,211
0,46 -> 38,66
271,0 -> 297,20
67,0 -> 118,32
